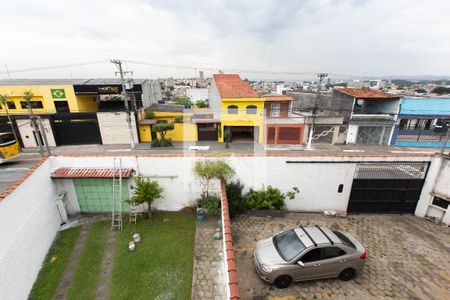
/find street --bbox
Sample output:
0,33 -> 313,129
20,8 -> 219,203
0,153 -> 42,194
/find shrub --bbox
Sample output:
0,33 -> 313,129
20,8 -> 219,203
196,195 -> 221,215
174,116 -> 183,123
130,177 -> 164,222
196,99 -> 209,108
152,123 -> 174,140
245,186 -> 299,211
193,160 -> 235,198
226,180 -> 247,218
145,110 -> 155,119
151,138 -> 173,147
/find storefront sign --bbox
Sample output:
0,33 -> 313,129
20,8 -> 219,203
98,86 -> 120,94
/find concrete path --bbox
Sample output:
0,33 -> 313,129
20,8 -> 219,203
94,230 -> 117,300
53,223 -> 91,300
191,216 -> 226,300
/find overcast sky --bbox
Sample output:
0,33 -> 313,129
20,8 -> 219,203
1,0 -> 449,80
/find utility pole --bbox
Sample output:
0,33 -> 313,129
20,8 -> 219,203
111,59 -> 135,148
37,117 -> 51,155
306,73 -> 328,149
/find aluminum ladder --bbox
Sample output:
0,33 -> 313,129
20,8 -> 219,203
111,158 -> 123,231
129,203 -> 143,224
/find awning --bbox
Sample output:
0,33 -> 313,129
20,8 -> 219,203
138,119 -> 157,125
191,118 -> 221,124
51,167 -> 134,179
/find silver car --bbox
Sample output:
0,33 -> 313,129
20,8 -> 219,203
253,225 -> 367,288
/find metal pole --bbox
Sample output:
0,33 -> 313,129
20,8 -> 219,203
37,117 -> 51,155
111,59 -> 135,148
306,73 -> 327,149
440,125 -> 449,155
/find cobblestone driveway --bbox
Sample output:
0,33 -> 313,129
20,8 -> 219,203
232,214 -> 450,300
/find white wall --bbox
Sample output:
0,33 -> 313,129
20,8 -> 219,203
346,124 -> 358,144
433,158 -> 450,198
49,155 -> 434,213
96,112 -> 138,145
0,160 -> 60,300
186,88 -> 209,102
54,179 -> 80,214
17,119 -> 56,148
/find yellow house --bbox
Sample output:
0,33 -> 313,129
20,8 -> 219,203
138,104 -> 198,142
0,79 -> 98,115
210,74 -> 264,143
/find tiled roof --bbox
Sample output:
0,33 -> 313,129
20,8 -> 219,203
51,167 -> 133,179
221,178 -> 241,300
213,74 -> 258,98
335,88 -> 401,99
264,95 -> 293,101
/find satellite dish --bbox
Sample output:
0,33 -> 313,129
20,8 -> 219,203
357,100 -> 364,105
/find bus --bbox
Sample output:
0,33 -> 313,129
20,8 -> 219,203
0,132 -> 20,163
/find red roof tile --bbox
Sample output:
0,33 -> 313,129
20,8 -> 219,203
264,95 -> 293,101
335,88 -> 401,99
213,74 -> 258,98
51,167 -> 133,179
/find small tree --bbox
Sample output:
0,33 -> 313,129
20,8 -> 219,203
130,177 -> 164,222
0,94 -> 19,148
152,123 -> 174,141
193,160 -> 235,198
196,99 -> 209,108
145,110 -> 155,119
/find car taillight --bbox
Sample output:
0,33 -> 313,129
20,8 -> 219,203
359,251 -> 367,260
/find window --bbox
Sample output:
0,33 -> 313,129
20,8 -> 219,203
273,230 -> 306,261
271,103 -> 280,117
432,196 -> 449,210
300,248 -> 322,263
322,247 -> 346,259
6,102 -> 16,109
227,105 -> 238,114
338,184 -> 344,193
400,119 -> 418,130
417,119 -> 431,130
246,105 -> 257,114
333,231 -> 356,249
21,101 -> 44,109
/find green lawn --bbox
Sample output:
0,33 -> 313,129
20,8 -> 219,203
110,212 -> 196,300
29,226 -> 82,300
28,212 -> 196,300
68,220 -> 110,300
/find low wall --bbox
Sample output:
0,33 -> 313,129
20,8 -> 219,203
97,112 -> 139,145
220,178 -> 240,300
0,158 -> 60,300
165,123 -> 198,142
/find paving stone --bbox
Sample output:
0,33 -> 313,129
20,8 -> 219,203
232,213 -> 450,300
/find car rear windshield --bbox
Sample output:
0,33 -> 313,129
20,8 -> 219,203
273,229 -> 306,261
333,231 -> 356,249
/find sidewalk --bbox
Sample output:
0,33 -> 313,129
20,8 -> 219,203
20,141 -> 442,156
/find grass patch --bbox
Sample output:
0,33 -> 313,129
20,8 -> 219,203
110,212 -> 196,300
67,220 -> 110,300
29,226 -> 82,300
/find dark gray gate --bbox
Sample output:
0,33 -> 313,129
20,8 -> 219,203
51,113 -> 102,146
348,162 -> 429,214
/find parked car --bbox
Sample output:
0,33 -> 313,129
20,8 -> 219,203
253,225 -> 367,288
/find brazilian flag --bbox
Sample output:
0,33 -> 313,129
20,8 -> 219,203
51,88 -> 66,99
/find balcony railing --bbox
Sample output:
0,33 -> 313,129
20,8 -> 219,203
350,114 -> 397,121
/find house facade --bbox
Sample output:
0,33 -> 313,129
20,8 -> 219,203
0,79 -> 161,147
333,88 -> 402,145
391,97 -> 450,147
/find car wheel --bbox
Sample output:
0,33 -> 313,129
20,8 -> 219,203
339,268 -> 355,281
274,275 -> 292,289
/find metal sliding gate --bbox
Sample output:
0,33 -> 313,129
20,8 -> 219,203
50,113 -> 102,146
348,162 -> 429,214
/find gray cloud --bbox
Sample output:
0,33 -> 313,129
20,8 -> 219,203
0,0 -> 449,79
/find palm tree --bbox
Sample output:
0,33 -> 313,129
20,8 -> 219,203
0,94 -> 20,150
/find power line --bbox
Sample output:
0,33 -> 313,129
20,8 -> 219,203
0,60 -> 108,75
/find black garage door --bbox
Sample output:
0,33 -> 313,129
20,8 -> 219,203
51,113 -> 102,146
348,162 -> 429,214
197,123 -> 218,141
